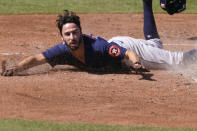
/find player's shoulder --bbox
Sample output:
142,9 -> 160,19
83,34 -> 108,46
55,42 -> 69,50
45,42 -> 70,55
83,34 -> 98,40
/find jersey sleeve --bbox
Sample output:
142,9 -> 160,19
42,43 -> 71,67
96,37 -> 127,60
91,37 -> 127,68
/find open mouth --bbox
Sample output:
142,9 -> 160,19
69,42 -> 80,50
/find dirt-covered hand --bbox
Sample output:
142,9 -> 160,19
1,60 -> 14,76
130,62 -> 150,74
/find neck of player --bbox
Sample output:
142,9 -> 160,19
71,39 -> 86,64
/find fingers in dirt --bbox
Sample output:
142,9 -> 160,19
1,60 -> 14,76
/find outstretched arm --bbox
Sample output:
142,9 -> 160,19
1,53 -> 47,76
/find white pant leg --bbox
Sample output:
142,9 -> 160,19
146,38 -> 163,49
108,36 -> 183,69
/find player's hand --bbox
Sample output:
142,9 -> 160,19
1,60 -> 14,76
1,69 -> 14,76
130,62 -> 150,74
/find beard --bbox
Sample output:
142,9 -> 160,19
67,35 -> 83,51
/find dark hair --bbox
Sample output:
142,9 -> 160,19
56,10 -> 82,35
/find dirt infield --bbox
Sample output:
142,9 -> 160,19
0,14 -> 197,128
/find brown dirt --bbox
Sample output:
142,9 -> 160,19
0,14 -> 197,128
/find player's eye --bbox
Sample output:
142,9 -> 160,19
73,31 -> 79,35
73,30 -> 80,35
64,32 -> 70,36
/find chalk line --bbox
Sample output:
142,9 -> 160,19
0,52 -> 24,56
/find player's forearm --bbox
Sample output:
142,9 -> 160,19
124,50 -> 140,64
13,54 -> 46,74
123,50 -> 150,73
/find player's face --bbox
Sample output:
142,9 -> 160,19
61,23 -> 82,51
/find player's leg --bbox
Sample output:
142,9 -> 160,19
137,47 -> 197,69
143,0 -> 160,40
143,0 -> 163,49
108,36 -> 183,69
130,43 -> 197,69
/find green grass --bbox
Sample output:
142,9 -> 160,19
0,119 -> 196,131
0,0 -> 196,14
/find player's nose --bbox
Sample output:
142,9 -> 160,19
70,33 -> 74,40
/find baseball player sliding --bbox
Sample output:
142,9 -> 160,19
1,0 -> 196,76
